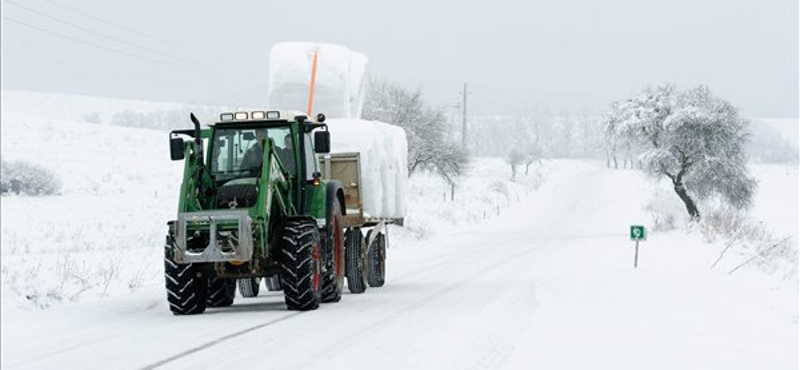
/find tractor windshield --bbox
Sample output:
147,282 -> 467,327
210,126 -> 294,183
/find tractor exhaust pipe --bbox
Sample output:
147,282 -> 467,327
190,113 -> 203,156
190,113 -> 207,208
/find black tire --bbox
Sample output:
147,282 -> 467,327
321,198 -> 345,303
164,242 -> 206,315
237,277 -> 261,298
367,232 -> 386,287
345,228 -> 368,294
280,220 -> 322,310
207,277 -> 236,307
265,275 -> 282,291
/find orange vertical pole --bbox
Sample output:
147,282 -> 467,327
306,49 -> 319,117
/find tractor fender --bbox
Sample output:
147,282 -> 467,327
324,180 -> 345,229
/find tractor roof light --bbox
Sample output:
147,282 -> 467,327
251,111 -> 266,120
234,112 -> 248,120
266,111 -> 281,119
220,113 -> 234,121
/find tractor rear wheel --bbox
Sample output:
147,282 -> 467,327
345,228 -> 368,294
207,277 -> 236,307
164,242 -> 206,315
237,277 -> 261,298
367,232 -> 386,287
280,220 -> 322,310
321,198 -> 345,303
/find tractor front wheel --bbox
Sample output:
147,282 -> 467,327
280,220 -> 322,310
164,242 -> 207,315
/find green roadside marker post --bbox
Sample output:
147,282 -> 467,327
630,225 -> 646,268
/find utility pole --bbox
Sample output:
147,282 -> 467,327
460,83 -> 471,149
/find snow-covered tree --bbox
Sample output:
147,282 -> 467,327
603,101 -> 624,168
363,76 -> 469,181
505,148 -> 524,180
612,85 -> 756,219
523,144 -> 543,175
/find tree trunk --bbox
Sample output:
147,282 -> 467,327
673,181 -> 700,219
525,163 -> 530,175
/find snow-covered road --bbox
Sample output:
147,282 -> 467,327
3,163 -> 796,370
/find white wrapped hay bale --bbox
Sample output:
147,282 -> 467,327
326,118 -> 407,219
268,42 -> 368,119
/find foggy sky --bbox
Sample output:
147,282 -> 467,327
1,0 -> 798,118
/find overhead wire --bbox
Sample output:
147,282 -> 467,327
36,0 -> 187,48
2,16 -> 195,69
2,0 -> 240,79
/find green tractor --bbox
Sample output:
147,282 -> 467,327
164,110 -> 348,315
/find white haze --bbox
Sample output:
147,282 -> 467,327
1,0 -> 797,118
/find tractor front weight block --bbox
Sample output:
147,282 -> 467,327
174,210 -> 254,263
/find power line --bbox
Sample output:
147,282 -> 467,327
2,15 -> 241,81
2,0 -> 235,77
37,0 -> 183,48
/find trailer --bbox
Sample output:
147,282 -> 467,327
320,152 -> 402,293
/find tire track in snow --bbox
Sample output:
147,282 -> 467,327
31,164 -> 593,370
145,164 -> 596,369
137,312 -> 301,370
306,241 -> 549,364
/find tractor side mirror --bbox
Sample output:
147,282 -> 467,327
314,131 -> 330,153
170,137 -> 185,161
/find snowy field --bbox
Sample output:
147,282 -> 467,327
1,90 -> 797,370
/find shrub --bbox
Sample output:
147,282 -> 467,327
700,202 -> 797,279
1,160 -> 62,196
81,112 -> 102,124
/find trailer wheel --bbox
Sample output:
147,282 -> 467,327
207,277 -> 236,307
237,277 -> 261,298
321,198 -> 345,303
367,232 -> 386,287
265,275 -> 282,291
345,227 -> 368,294
280,220 -> 322,310
164,241 -> 206,315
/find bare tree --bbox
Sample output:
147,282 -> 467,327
603,101 -> 623,168
505,148 -> 524,180
363,76 -> 469,184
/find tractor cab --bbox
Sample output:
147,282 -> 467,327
169,110 -> 329,212
209,111 -> 304,185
